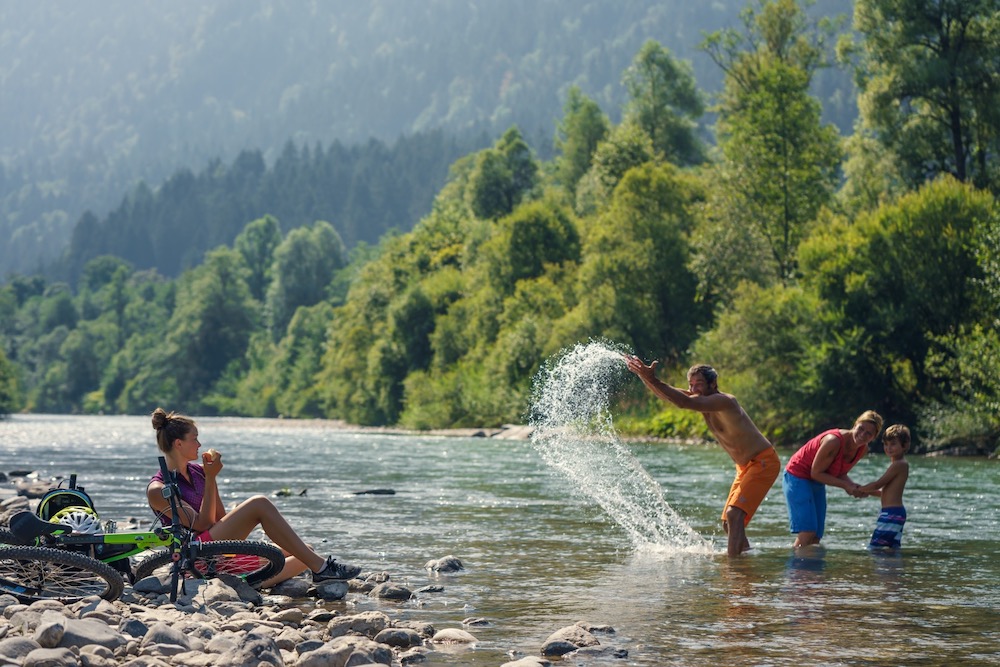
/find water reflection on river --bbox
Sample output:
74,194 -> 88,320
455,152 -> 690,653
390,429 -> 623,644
3,415 -> 998,665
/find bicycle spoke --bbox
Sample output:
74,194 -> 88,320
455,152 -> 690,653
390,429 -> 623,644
0,552 -> 119,601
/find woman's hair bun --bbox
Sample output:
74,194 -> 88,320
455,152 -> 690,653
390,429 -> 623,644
151,407 -> 167,430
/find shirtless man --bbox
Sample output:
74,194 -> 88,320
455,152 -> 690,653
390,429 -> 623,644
624,358 -> 779,556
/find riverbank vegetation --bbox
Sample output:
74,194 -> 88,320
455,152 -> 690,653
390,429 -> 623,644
1,0 -> 998,454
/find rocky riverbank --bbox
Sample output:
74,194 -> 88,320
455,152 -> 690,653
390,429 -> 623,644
1,491 -> 627,667
0,551 -> 624,667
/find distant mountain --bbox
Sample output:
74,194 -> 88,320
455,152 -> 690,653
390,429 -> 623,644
0,0 -> 854,278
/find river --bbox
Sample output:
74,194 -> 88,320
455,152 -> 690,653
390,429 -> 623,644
3,413 -> 998,665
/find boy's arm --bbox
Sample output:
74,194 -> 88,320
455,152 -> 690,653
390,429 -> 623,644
858,461 -> 905,494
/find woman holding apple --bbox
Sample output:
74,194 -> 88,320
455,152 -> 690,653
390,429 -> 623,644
146,407 -> 360,586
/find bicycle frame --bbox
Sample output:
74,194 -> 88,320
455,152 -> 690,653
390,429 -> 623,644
2,456 -> 285,603
9,456 -> 192,575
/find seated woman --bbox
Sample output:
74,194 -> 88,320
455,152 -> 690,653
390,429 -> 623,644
146,407 -> 360,587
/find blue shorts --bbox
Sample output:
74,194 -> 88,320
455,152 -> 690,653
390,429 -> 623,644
869,506 -> 906,549
782,470 -> 827,538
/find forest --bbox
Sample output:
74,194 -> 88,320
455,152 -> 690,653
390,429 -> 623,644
1,0 -> 998,456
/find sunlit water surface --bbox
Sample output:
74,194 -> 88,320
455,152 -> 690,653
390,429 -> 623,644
3,411 -> 998,666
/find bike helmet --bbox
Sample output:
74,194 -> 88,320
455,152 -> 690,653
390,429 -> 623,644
50,506 -> 104,535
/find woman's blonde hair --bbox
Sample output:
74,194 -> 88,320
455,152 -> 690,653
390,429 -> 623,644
854,409 -> 884,435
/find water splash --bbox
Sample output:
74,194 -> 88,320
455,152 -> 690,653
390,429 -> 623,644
529,341 -> 712,553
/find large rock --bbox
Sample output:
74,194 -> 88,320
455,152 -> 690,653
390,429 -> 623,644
501,658 -> 552,667
57,617 -> 128,651
540,624 -> 599,657
22,646 -> 78,667
326,611 -> 390,639
373,627 -> 423,649
140,622 -> 194,651
430,628 -> 477,644
369,582 -> 412,601
0,636 -> 42,662
323,635 -> 392,666
213,630 -> 283,667
423,555 -> 463,572
32,613 -> 67,648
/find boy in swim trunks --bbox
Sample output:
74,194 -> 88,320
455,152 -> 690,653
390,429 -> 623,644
858,424 -> 910,549
624,358 -> 779,556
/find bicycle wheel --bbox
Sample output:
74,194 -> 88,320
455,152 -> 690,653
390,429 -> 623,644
0,546 -> 125,603
134,540 -> 285,588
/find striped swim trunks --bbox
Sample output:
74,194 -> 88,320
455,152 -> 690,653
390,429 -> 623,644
869,506 -> 906,548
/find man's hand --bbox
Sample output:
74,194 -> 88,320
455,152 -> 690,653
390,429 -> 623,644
624,354 -> 658,380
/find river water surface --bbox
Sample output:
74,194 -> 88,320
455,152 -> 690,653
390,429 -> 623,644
2,413 -> 998,666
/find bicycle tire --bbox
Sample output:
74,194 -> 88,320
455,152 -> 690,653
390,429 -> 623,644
0,529 -> 34,546
0,545 -> 125,603
134,540 -> 285,588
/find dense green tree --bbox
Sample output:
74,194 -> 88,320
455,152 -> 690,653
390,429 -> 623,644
96,271 -> 175,413
836,124 -> 907,216
265,220 -> 346,337
574,121 -> 656,216
911,186 -> 1000,449
558,162 -> 704,360
553,86 -> 610,197
465,127 -> 539,220
690,281 -> 836,445
38,284 -> 78,332
497,127 -> 540,200
163,247 -> 258,410
479,200 -> 581,296
0,347 -> 21,416
622,40 -> 706,166
234,215 -> 283,302
699,0 -> 843,290
466,149 -> 515,220
318,239 -> 401,425
34,319 -> 119,413
845,0 -> 1000,192
80,256 -> 133,292
799,176 -> 994,425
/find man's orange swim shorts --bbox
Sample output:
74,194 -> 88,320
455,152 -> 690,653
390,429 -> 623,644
722,447 -> 780,526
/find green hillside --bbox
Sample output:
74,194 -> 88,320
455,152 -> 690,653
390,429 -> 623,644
0,0 -> 853,279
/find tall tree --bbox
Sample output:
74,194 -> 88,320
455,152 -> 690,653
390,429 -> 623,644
164,247 -> 258,408
0,347 -> 20,416
266,220 -> 347,337
699,0 -> 843,289
622,40 -> 706,166
235,215 -> 283,302
465,127 -> 540,220
846,0 -> 1000,192
574,121 -> 656,216
553,86 -> 610,197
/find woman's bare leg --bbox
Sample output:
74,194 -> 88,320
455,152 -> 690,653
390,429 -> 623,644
207,495 -> 325,572
261,556 -> 310,588
793,531 -> 820,549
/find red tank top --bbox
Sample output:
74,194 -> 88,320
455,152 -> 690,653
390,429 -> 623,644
786,428 -> 866,480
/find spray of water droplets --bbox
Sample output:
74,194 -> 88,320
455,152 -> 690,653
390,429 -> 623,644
529,340 -> 712,553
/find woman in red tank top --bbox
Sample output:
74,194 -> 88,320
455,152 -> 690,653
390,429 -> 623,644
782,410 -> 883,548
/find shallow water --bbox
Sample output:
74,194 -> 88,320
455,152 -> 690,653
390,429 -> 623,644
3,413 -> 999,666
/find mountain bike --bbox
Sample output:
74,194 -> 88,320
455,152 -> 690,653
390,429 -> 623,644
0,456 -> 285,604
